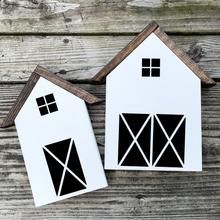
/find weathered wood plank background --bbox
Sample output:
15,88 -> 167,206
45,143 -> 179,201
0,0 -> 219,219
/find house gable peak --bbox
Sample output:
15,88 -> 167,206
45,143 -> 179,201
1,65 -> 101,128
92,21 -> 215,86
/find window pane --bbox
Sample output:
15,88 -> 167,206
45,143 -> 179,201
45,93 -> 55,103
39,106 -> 49,116
151,68 -> 160,77
48,103 -> 58,113
142,58 -> 150,67
152,59 -> 160,67
142,68 -> 150,77
36,97 -> 45,106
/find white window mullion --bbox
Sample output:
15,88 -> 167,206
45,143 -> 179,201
150,115 -> 154,166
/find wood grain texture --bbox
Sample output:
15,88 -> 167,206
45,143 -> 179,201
34,65 -> 102,104
0,35 -> 219,82
0,72 -> 40,128
0,0 -> 220,34
0,83 -> 219,219
93,21 -> 159,81
93,22 -> 215,85
153,27 -> 215,85
0,0 -> 220,218
1,65 -> 102,128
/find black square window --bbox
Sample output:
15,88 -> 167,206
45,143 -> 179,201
45,94 -> 55,103
36,93 -> 58,116
152,59 -> 160,67
36,97 -> 45,106
142,68 -> 150,77
142,58 -> 160,77
151,68 -> 160,77
39,106 -> 49,116
48,103 -> 58,113
142,58 -> 150,67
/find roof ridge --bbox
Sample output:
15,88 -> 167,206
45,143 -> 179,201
34,65 -> 102,104
92,21 -> 215,86
153,27 -> 215,86
1,65 -> 102,128
93,21 -> 158,82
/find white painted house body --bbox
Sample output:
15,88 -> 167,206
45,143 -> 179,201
93,22 -> 215,172
1,66 -> 107,207
105,33 -> 201,171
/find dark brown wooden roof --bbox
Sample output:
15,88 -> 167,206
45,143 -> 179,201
93,21 -> 215,86
1,65 -> 102,128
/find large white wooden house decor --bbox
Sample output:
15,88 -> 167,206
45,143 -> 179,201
93,21 -> 216,172
1,65 -> 108,206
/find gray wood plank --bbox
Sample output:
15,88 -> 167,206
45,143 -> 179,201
0,83 -> 219,219
0,0 -> 220,34
0,35 -> 219,82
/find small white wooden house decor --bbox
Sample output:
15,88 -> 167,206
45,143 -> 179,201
1,65 -> 107,207
93,21 -> 216,172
